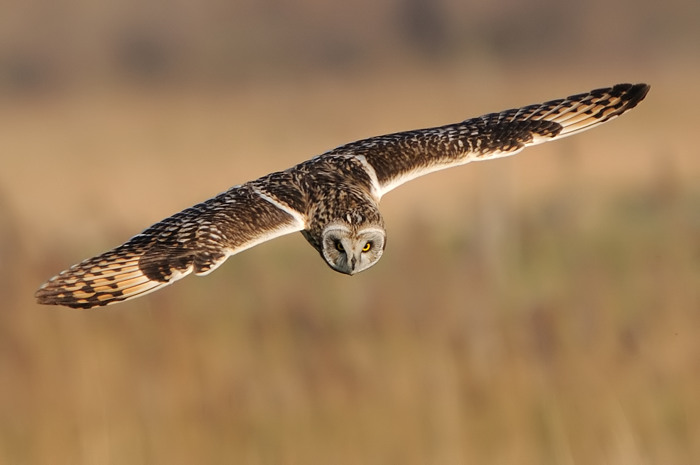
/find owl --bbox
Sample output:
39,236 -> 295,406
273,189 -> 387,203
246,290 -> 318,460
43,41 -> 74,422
36,83 -> 649,308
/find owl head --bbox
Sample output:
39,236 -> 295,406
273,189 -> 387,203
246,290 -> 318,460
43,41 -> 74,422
320,223 -> 386,275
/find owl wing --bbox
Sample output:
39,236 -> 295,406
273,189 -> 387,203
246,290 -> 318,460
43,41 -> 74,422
329,83 -> 649,198
36,182 -> 306,308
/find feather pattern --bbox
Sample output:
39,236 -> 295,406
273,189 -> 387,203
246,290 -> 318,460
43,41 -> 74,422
36,184 -> 304,308
36,83 -> 649,308
325,83 -> 649,197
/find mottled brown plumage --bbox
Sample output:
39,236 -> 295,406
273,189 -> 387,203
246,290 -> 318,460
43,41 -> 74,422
36,83 -> 649,308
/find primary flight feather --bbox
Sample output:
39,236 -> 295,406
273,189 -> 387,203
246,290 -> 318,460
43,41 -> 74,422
36,83 -> 650,308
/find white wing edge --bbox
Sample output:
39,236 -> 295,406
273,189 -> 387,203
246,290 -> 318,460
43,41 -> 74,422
196,192 -> 307,276
376,146 -> 527,198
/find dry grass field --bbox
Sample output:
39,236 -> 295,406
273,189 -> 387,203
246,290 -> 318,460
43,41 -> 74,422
1,1 -> 700,464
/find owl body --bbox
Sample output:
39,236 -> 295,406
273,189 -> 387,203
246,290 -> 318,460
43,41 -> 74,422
256,153 -> 387,272
36,83 -> 650,308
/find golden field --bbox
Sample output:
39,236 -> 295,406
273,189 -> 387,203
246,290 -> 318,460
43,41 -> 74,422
1,1 -> 699,463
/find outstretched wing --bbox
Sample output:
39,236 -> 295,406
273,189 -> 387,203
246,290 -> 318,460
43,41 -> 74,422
329,83 -> 650,198
36,183 -> 305,308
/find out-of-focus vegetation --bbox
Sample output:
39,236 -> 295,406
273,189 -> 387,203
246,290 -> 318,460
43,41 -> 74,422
1,0 -> 699,464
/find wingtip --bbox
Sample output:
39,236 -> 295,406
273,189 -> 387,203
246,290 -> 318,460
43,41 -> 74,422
34,279 -> 58,306
34,277 -> 94,309
615,82 -> 650,109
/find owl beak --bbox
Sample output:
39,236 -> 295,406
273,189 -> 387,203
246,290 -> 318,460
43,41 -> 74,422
349,256 -> 357,274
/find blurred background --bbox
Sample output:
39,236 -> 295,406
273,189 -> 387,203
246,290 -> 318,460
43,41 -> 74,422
1,0 -> 699,463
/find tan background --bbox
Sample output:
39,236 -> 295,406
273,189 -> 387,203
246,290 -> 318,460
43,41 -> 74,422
1,0 -> 699,463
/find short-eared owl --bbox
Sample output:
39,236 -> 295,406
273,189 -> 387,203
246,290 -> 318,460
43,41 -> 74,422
36,83 -> 649,308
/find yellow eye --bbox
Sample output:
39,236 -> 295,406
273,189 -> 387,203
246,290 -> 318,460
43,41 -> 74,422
336,242 -> 345,252
362,242 -> 372,252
